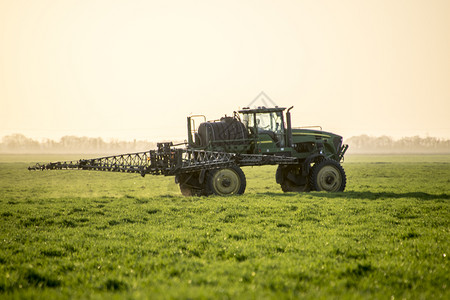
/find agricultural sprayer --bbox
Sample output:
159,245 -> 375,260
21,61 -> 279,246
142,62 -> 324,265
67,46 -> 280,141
29,106 -> 348,196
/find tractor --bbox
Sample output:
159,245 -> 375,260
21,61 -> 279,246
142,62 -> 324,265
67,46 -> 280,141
29,106 -> 348,196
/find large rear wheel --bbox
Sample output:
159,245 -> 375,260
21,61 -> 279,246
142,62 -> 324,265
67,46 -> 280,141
207,166 -> 246,196
309,160 -> 346,192
176,172 -> 206,196
276,164 -> 309,192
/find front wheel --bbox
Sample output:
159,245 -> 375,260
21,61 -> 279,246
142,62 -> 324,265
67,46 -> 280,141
207,166 -> 246,196
309,160 -> 346,192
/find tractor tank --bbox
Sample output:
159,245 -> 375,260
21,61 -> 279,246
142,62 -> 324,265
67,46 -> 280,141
190,116 -> 251,154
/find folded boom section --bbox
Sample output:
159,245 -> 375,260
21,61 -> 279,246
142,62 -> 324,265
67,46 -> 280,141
28,143 -> 298,177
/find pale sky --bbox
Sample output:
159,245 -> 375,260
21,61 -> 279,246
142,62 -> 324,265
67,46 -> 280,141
1,0 -> 449,142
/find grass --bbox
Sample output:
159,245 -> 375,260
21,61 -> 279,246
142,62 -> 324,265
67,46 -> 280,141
0,154 -> 449,299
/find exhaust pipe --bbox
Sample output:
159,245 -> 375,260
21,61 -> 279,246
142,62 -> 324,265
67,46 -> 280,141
286,106 -> 294,147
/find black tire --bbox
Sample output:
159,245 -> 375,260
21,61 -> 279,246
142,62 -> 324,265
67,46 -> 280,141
276,164 -> 309,192
206,166 -> 246,196
176,172 -> 206,196
309,160 -> 346,192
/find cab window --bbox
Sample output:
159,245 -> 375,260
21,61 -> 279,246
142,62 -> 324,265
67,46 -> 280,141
256,112 -> 283,134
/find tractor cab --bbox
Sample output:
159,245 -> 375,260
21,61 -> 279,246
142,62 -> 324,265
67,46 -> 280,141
239,106 -> 287,153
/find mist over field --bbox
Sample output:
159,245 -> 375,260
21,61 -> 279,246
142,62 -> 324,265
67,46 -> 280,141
345,135 -> 450,154
1,133 -> 449,155
0,134 -> 159,155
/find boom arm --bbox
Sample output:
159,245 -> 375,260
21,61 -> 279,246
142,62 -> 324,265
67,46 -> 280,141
28,143 -> 299,177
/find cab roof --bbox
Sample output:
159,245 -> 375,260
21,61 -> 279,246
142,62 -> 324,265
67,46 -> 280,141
238,106 -> 286,114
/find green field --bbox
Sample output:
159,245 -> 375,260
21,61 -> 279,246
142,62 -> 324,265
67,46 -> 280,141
0,154 -> 449,299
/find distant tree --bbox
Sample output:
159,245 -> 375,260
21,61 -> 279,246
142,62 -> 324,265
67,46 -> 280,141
1,134 -> 40,152
346,135 -> 450,154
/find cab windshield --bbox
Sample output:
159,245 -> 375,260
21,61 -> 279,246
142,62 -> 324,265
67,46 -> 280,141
255,112 -> 283,133
242,111 -> 285,146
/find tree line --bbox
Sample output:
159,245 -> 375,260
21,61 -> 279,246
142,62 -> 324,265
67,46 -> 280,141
346,135 -> 450,154
0,133 -> 449,154
0,134 -> 159,154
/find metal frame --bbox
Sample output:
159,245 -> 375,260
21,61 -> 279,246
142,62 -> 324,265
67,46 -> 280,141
29,142 -> 299,177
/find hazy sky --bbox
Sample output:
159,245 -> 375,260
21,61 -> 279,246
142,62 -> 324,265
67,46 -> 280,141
1,0 -> 449,141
